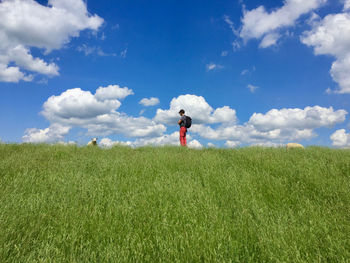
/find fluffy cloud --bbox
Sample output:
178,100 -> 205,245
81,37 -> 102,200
99,138 -> 133,148
43,88 -> 122,120
133,132 -> 184,147
99,132 -> 199,148
330,56 -> 350,93
188,140 -> 203,149
249,106 -> 347,131
344,0 -> 350,11
23,124 -> 70,143
250,142 -> 284,147
24,85 -> 166,143
191,124 -> 314,144
0,0 -> 103,82
154,94 -> 237,125
88,114 -> 166,138
207,142 -> 216,148
139,97 -> 160,107
225,141 -> 240,148
330,129 -> 350,148
0,0 -> 103,50
190,106 -> 347,145
154,96 -> 346,146
95,85 -> 134,101
41,85 -> 165,138
301,12 -> 350,93
0,64 -> 33,82
6,45 -> 59,76
240,0 -> 326,47
23,89 -> 348,147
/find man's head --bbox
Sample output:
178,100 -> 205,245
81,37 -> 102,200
179,109 -> 185,116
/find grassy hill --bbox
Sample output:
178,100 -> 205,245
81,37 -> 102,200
1,144 -> 350,262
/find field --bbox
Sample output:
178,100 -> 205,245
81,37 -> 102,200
1,144 -> 350,262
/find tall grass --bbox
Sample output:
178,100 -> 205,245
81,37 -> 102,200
1,144 -> 350,262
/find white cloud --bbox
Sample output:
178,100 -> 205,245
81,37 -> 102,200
207,142 -> 216,148
139,97 -> 160,107
0,0 -> 103,50
23,90 -> 348,147
301,12 -> 350,93
330,55 -> 350,94
330,129 -> 350,148
153,94 -> 237,125
0,0 -> 103,82
225,141 -> 240,148
259,33 -> 280,48
7,45 -> 59,76
25,85 -> 166,143
344,0 -> 350,11
77,45 -> 116,57
133,132 -> 184,147
99,138 -> 133,148
0,64 -> 33,83
206,63 -> 223,71
190,106 -> 347,145
223,15 -> 239,36
99,132 -> 194,148
250,142 -> 284,147
42,88 -> 122,120
307,12 -> 322,26
22,124 -> 70,143
95,85 -> 134,101
188,140 -> 203,149
247,84 -> 259,93
240,0 -> 326,47
83,114 -> 166,138
249,106 -> 347,131
301,13 -> 350,57
77,45 -> 96,56
191,124 -> 312,143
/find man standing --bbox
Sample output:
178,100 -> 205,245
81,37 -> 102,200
178,109 -> 187,146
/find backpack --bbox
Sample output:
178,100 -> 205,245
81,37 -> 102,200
185,116 -> 192,128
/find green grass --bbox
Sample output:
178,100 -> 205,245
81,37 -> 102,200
1,144 -> 350,262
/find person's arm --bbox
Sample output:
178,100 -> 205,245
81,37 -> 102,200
178,116 -> 185,125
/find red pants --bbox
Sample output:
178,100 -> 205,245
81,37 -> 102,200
179,127 -> 187,146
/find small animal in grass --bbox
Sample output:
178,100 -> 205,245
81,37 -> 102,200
87,138 -> 98,146
286,143 -> 304,149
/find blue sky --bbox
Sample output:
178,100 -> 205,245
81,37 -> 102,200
1,0 -> 350,148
